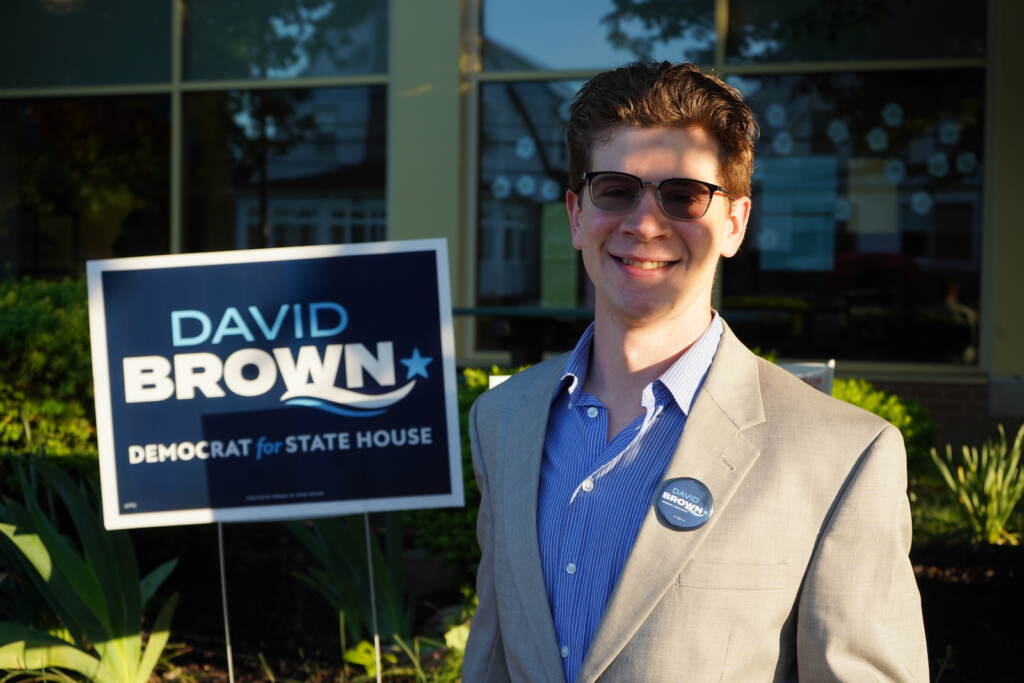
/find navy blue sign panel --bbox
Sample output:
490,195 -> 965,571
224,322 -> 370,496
87,240 -> 462,530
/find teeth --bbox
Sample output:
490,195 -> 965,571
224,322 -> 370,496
621,257 -> 669,269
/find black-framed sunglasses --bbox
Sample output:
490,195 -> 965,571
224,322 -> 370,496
582,171 -> 728,221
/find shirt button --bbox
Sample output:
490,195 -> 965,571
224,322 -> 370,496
581,478 -> 594,492
586,406 -> 598,418
560,645 -> 570,658
565,562 -> 577,575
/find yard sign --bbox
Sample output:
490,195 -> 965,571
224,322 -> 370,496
87,239 -> 462,530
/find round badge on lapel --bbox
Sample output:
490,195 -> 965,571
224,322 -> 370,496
655,477 -> 713,531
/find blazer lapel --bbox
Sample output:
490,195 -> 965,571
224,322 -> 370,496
578,327 -> 766,683
499,358 -> 569,683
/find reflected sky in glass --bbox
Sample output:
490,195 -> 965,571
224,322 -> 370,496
483,0 -> 714,71
185,0 -> 387,81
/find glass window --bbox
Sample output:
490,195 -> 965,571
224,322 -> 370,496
185,0 -> 388,81
476,80 -> 591,353
478,80 -> 582,307
482,0 -> 714,71
726,0 -> 985,64
0,96 -> 170,278
182,86 -> 386,253
0,0 -> 170,88
722,69 -> 984,364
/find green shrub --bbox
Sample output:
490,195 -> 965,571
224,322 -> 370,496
0,278 -> 95,455
832,377 -> 935,477
929,423 -> 1024,545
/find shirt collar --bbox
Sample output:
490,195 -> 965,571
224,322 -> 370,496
554,313 -> 723,416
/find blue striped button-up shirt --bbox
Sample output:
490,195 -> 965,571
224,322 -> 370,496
537,315 -> 723,683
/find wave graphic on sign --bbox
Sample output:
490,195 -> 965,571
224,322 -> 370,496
280,380 -> 417,417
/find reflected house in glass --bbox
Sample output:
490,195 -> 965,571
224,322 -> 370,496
183,85 -> 387,253
183,2 -> 388,253
477,42 -> 577,308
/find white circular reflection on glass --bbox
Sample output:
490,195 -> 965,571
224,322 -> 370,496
834,198 -> 852,221
939,121 -> 961,145
884,159 -> 906,184
911,191 -> 934,215
956,150 -> 978,174
758,228 -> 780,250
771,131 -> 794,155
928,153 -> 949,178
827,119 -> 849,144
766,103 -> 786,127
540,179 -> 560,202
515,175 -> 536,197
866,127 -> 888,152
515,136 -> 536,160
491,176 -> 511,199
882,102 -> 904,127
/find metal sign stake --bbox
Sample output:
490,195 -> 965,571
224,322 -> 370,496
217,522 -> 236,683
363,512 -> 383,683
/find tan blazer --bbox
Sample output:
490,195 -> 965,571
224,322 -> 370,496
462,325 -> 928,682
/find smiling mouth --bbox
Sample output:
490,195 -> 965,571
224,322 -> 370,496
617,256 -> 674,270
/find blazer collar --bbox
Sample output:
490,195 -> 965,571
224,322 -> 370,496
578,323 -> 767,683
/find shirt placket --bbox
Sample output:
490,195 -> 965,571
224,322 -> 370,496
553,391 -> 606,668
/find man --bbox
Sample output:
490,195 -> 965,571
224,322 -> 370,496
463,62 -> 928,682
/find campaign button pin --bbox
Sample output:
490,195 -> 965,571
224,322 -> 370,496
655,477 -> 713,531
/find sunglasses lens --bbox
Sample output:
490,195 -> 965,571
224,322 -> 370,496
659,179 -> 712,220
589,173 -> 642,213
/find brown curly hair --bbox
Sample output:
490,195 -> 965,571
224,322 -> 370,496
566,62 -> 759,198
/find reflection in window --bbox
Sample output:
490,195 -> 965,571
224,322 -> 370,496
0,97 -> 170,278
478,80 -> 583,307
185,0 -> 388,80
0,0 -> 170,88
183,86 -> 386,252
723,70 -> 984,363
726,0 -> 985,63
483,0 -> 713,71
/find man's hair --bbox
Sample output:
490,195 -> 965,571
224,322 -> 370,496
566,62 -> 759,198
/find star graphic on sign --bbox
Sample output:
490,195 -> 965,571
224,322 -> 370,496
400,348 -> 433,380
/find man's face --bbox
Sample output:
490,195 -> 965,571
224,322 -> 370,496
566,125 -> 750,328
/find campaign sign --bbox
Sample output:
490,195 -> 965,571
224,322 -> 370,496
87,239 -> 462,530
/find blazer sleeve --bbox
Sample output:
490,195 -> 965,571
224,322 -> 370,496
461,399 -> 512,682
797,424 -> 929,681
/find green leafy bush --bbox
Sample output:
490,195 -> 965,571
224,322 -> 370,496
0,456 -> 178,681
832,377 -> 935,476
929,423 -> 1024,545
0,278 -> 95,455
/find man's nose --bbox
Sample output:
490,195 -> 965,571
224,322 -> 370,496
621,185 -> 671,240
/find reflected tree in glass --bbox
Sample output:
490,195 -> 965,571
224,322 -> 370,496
600,0 -> 714,63
186,0 -> 385,80
226,90 -> 319,248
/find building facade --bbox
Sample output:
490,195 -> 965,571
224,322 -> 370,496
1,0 -> 1021,443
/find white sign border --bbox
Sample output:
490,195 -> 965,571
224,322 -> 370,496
87,239 -> 463,530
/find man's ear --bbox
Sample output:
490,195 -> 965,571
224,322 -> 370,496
720,196 -> 751,258
566,189 -> 584,250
